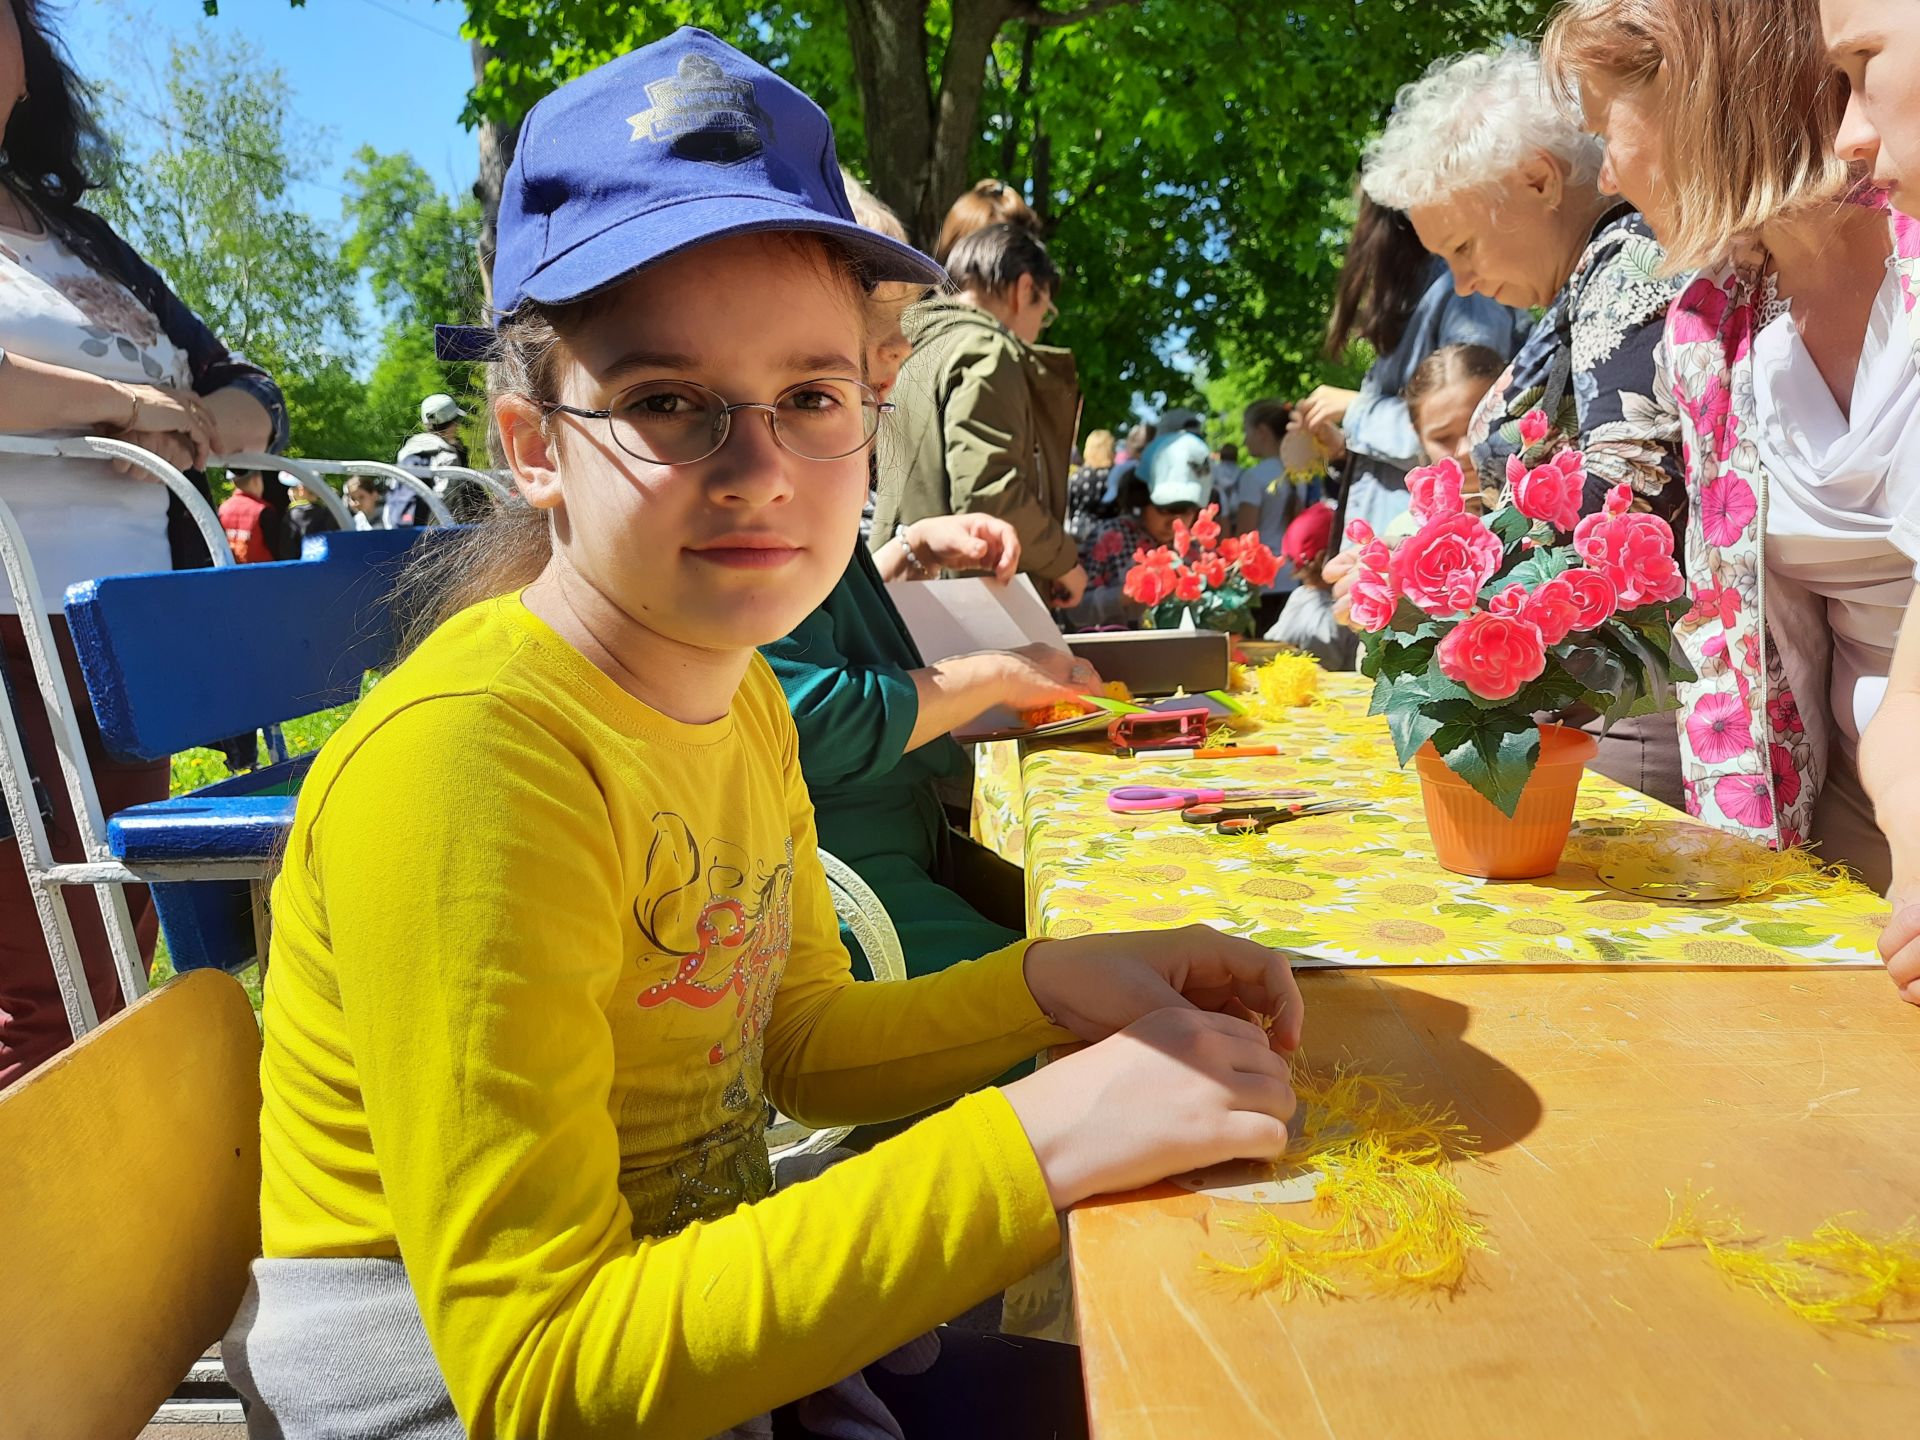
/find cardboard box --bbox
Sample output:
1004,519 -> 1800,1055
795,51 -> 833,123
1065,629 -> 1232,698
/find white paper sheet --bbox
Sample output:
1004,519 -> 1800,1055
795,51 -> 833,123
884,575 -> 1069,663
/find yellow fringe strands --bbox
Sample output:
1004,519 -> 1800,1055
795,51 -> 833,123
1651,1186 -> 1920,1338
1244,653 -> 1324,719
1594,820 -> 1855,903
1206,1060 -> 1490,1301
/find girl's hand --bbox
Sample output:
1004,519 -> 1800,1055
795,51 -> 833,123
1024,923 -> 1304,1053
1881,897 -> 1920,1006
990,643 -> 1099,711
1049,563 -> 1088,609
1322,547 -> 1360,628
1296,384 -> 1357,433
906,514 -> 1021,581
1004,1007 -> 1297,1209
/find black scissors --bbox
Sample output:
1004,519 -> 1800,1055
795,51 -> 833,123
1182,799 -> 1372,834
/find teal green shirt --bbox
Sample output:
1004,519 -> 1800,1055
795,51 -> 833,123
761,546 -> 968,874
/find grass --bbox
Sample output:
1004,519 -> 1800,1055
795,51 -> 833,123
151,700 -> 361,1008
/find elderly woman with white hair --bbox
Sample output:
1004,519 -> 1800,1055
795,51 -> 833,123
1363,43 -> 1688,530
1358,41 -> 1691,806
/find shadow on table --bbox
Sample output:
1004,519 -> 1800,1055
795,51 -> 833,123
1295,969 -> 1545,1161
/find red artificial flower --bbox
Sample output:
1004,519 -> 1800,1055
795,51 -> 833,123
1518,408 -> 1552,448
1345,518 -> 1376,546
1406,457 -> 1466,525
1191,503 -> 1223,549
1237,538 -> 1281,589
1572,484 -> 1684,608
1391,512 -> 1504,616
1557,568 -> 1618,630
1196,553 -> 1229,588
1171,517 -> 1192,558
1174,570 -> 1205,602
1435,611 -> 1548,701
1347,539 -> 1398,632
1510,450 -> 1585,532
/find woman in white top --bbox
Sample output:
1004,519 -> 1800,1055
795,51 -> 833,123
1823,0 -> 1920,1003
1546,0 -> 1919,992
0,0 -> 286,1084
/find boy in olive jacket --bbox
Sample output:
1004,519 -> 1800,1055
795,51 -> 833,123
871,223 -> 1086,607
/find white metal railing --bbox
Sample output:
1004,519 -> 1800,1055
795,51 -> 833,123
216,452 -> 353,531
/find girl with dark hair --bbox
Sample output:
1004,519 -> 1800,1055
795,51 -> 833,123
1297,191 -> 1528,548
0,0 -> 287,1085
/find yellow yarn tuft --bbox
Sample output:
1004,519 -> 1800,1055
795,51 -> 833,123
1244,653 -> 1324,719
1206,1059 -> 1490,1301
1651,1185 -> 1920,1338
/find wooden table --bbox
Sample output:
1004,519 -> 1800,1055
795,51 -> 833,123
1070,966 -> 1920,1438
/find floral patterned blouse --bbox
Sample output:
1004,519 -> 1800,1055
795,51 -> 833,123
1468,205 -> 1687,526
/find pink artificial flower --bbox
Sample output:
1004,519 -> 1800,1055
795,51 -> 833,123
1572,486 -> 1685,609
1713,773 -> 1774,830
1770,743 -> 1802,809
1699,470 -> 1758,547
1518,409 -> 1551,448
1345,518 -> 1376,547
1511,450 -> 1585,532
1348,539 -> 1398,632
1488,583 -> 1529,619
1391,512 -> 1505,617
1407,457 -> 1466,524
1557,568 -> 1618,630
1435,611 -> 1548,701
1686,690 -> 1755,763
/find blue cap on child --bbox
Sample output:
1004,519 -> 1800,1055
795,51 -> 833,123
436,27 -> 944,361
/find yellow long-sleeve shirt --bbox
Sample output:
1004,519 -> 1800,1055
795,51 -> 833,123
257,594 -> 1068,1438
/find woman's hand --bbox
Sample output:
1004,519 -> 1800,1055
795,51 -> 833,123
104,384 -> 214,474
1881,882 -> 1920,1006
1004,1007 -> 1297,1210
905,514 -> 1021,581
1297,385 -> 1358,434
1322,547 -> 1360,628
1024,923 -> 1303,1053
1289,408 -> 1346,461
991,642 -> 1100,711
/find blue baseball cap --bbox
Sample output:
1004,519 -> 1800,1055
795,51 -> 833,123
437,27 -> 943,361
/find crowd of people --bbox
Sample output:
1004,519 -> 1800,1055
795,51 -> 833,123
2,0 -> 1917,1435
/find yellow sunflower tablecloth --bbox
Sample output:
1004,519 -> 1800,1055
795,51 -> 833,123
972,673 -> 1890,969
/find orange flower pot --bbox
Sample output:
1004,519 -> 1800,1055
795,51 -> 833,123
1413,723 -> 1599,879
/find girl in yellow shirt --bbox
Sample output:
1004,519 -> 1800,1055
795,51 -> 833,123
227,29 -> 1302,1440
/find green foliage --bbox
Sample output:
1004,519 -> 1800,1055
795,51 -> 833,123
92,26 -> 360,387
455,0 -> 1554,428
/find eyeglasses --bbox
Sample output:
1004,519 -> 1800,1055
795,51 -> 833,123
542,376 -> 892,466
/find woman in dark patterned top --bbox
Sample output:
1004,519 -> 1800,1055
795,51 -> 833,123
1362,41 -> 1689,805
1064,426 -> 1116,544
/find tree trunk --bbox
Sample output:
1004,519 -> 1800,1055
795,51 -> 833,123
470,37 -> 516,301
840,0 -> 937,247
923,0 -> 1022,246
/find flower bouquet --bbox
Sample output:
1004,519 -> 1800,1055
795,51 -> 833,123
1349,412 -> 1696,875
1122,503 -> 1280,637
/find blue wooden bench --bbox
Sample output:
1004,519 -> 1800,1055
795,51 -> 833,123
64,526 -> 446,973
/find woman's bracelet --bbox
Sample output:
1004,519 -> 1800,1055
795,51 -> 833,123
894,522 -> 932,577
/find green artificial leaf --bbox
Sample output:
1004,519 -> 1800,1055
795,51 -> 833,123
1386,691 -> 1444,765
1488,506 -> 1534,546
1433,711 -> 1541,817
1508,663 -> 1588,716
1503,545 -> 1577,590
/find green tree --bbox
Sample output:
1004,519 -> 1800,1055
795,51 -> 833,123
92,27 -> 361,397
341,148 -> 488,455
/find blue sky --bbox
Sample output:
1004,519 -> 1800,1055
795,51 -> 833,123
60,0 -> 480,220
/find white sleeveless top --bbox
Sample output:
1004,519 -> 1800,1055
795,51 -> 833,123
0,219 -> 190,615
1753,260 -> 1920,748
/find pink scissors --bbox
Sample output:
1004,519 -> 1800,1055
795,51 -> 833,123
1106,785 -> 1315,814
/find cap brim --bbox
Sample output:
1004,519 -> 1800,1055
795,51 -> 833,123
523,193 -> 946,308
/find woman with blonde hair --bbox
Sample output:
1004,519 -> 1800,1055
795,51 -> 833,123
1543,0 -> 1920,908
1066,427 -> 1116,541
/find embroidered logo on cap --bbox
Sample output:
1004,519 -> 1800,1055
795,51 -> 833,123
626,53 -> 770,166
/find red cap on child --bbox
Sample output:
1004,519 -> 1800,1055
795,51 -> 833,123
1281,501 -> 1336,568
